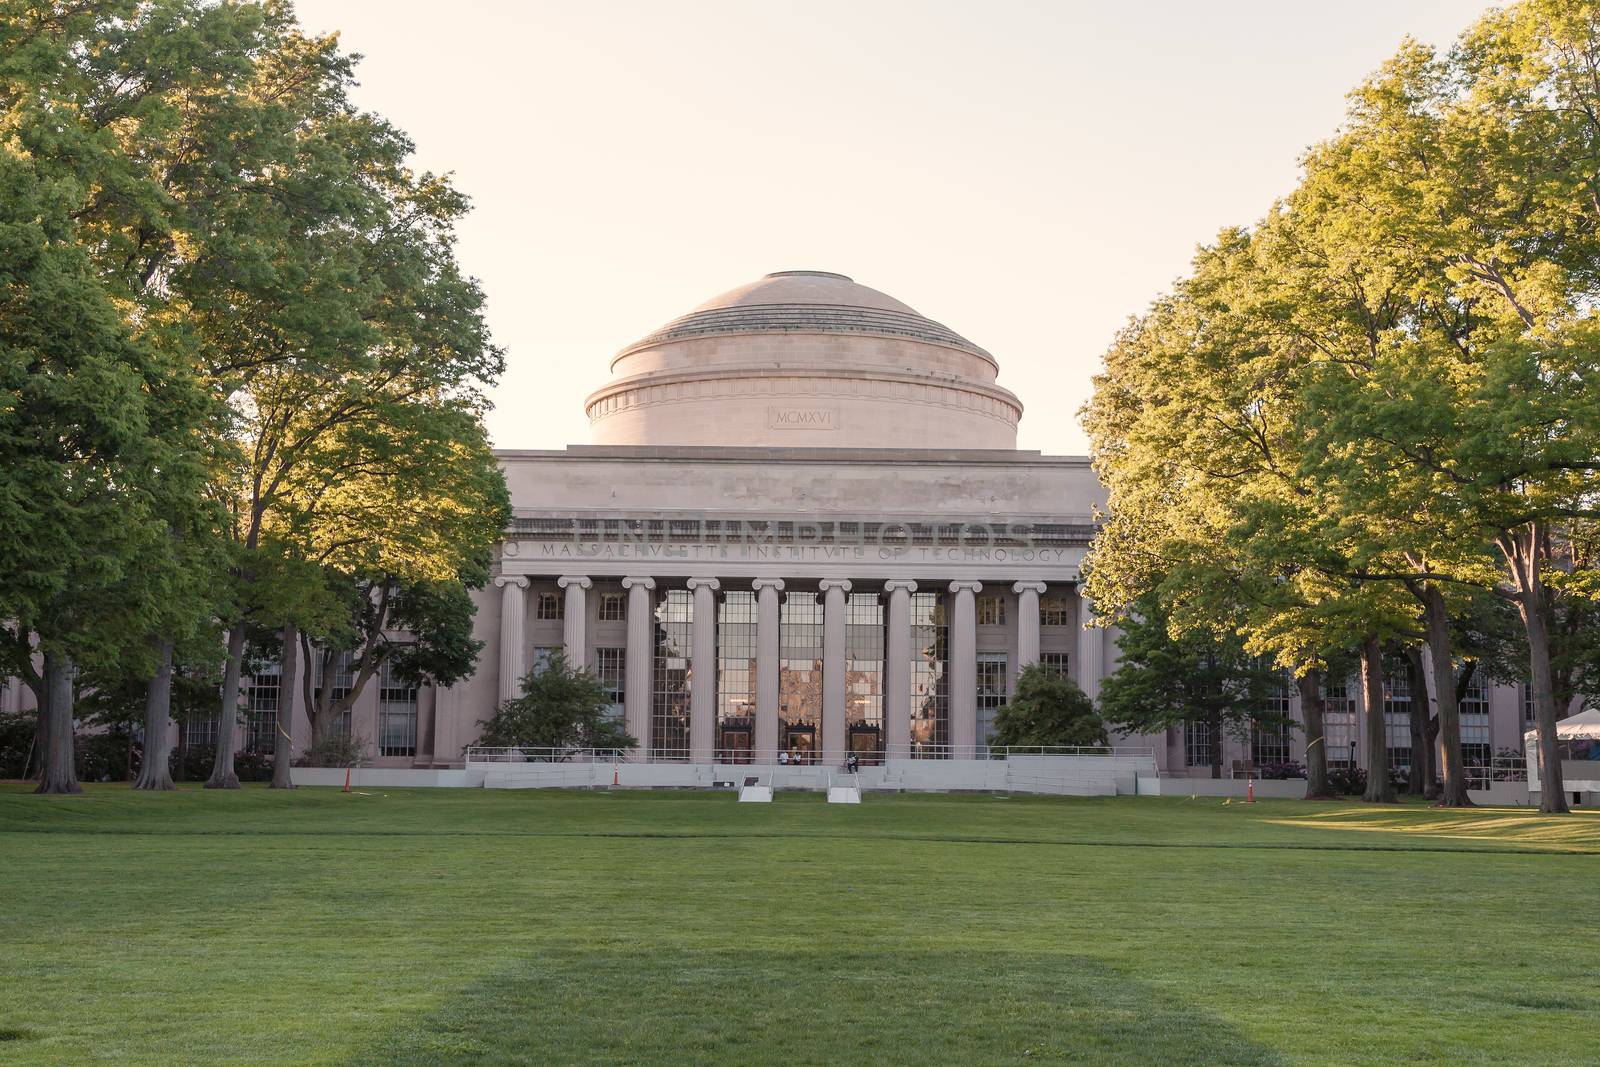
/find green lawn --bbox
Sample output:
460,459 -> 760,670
1,786 -> 1596,1066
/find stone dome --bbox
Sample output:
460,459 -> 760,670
585,271 -> 1023,449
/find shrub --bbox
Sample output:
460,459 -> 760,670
987,665 -> 1107,749
1327,765 -> 1367,796
1258,760 -> 1306,780
299,733 -> 370,768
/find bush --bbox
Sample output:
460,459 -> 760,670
479,651 -> 637,753
0,713 -> 37,778
1258,760 -> 1306,780
988,665 -> 1107,749
1327,765 -> 1367,796
299,733 -> 369,768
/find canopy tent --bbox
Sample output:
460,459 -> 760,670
1554,708 -> 1600,740
1524,708 -> 1600,798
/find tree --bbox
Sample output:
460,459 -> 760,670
1097,594 -> 1282,779
0,125 -> 217,793
1082,222 -> 1415,802
478,653 -> 637,755
299,563 -> 497,754
1273,6 -> 1600,812
988,666 -> 1106,749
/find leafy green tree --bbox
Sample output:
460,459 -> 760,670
478,652 -> 638,755
1082,222 -> 1416,802
987,666 -> 1106,749
1097,594 -> 1282,779
1279,9 -> 1600,812
0,123 -> 218,793
299,562 -> 498,754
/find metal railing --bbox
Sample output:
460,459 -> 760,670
464,744 -> 1156,766
1465,756 -> 1529,790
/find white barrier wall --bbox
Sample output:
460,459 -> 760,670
475,753 -> 1157,795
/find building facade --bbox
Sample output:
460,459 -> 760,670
0,270 -> 1540,776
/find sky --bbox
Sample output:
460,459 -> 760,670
294,0 -> 1490,456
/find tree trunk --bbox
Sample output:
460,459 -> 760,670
34,651 -> 81,795
1520,588 -> 1569,814
271,622 -> 297,789
1208,706 -> 1223,780
1403,647 -> 1431,797
1501,523 -> 1568,814
133,641 -> 177,791
1360,636 -> 1394,803
1297,668 -> 1335,799
1421,586 -> 1471,807
206,621 -> 248,790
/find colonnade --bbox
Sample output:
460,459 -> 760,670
496,574 -> 1102,762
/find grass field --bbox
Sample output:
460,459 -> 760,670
1,786 -> 1596,1066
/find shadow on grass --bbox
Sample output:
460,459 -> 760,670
344,948 -> 1282,1066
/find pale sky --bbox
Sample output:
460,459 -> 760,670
294,0 -> 1489,456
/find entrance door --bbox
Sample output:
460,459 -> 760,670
849,724 -> 883,765
719,725 -> 752,764
783,723 -> 817,764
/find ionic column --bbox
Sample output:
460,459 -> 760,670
494,575 -> 530,704
558,575 -> 591,670
883,580 -> 917,760
687,577 -> 720,762
819,579 -> 851,763
1076,584 -> 1101,700
621,577 -> 655,760
1013,581 -> 1046,673
752,578 -> 785,763
948,581 -> 982,755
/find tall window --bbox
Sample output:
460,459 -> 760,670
976,595 -> 1006,626
1039,652 -> 1069,677
1185,720 -> 1212,767
595,647 -> 625,719
845,592 -> 884,726
598,593 -> 625,622
184,717 -> 218,749
378,659 -> 418,758
1383,671 -> 1412,770
1251,680 -> 1292,765
909,591 -> 948,757
1324,676 -> 1357,767
976,653 -> 1008,754
779,593 -> 824,759
717,592 -> 756,759
652,590 -> 692,760
1461,675 -> 1491,768
536,592 -> 562,620
1039,596 -> 1071,627
243,659 -> 280,756
1522,682 -> 1537,728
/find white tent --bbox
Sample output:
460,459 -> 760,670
1555,708 -> 1600,740
1524,708 -> 1600,798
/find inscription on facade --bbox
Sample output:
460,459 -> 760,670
767,406 -> 838,430
519,541 -> 1072,565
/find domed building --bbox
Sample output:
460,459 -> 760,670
585,271 -> 1023,450
426,270 -> 1118,777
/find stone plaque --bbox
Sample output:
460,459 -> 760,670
766,406 -> 838,431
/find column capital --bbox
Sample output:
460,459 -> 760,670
621,575 -> 656,591
948,580 -> 983,594
751,577 -> 786,592
882,580 -> 918,594
686,577 -> 721,592
818,579 -> 853,594
1012,581 -> 1048,595
557,575 -> 592,590
494,574 -> 529,589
